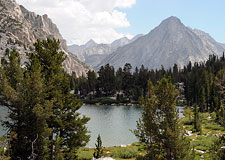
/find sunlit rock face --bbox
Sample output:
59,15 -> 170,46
0,0 -> 90,76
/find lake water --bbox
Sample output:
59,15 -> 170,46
79,105 -> 143,147
0,105 -> 184,147
79,105 -> 184,147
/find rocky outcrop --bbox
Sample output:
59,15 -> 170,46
0,0 -> 90,76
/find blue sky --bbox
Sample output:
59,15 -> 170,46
18,0 -> 225,44
117,0 -> 225,43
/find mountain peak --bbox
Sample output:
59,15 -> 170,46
160,16 -> 183,26
85,39 -> 97,47
165,16 -> 181,22
97,16 -> 223,71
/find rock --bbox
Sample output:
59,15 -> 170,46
0,0 -> 90,76
120,144 -> 127,147
185,130 -> 193,136
68,35 -> 144,68
195,149 -> 205,154
96,16 -> 224,71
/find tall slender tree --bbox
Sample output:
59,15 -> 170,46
134,78 -> 190,160
93,134 -> 103,159
193,105 -> 201,133
33,39 -> 90,159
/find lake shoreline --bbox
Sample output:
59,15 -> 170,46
83,103 -> 140,107
81,96 -> 185,107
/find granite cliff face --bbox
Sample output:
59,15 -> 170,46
96,17 -> 225,70
0,0 -> 90,76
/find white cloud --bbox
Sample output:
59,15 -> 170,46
115,0 -> 136,8
16,0 -> 136,45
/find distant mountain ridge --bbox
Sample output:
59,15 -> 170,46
0,0 -> 90,76
68,34 -> 144,67
95,16 -> 225,70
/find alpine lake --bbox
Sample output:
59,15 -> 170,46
0,105 -> 184,147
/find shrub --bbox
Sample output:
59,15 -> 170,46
83,98 -> 119,105
205,123 -> 224,131
112,148 -> 138,159
183,119 -> 194,125
99,98 -> 118,105
192,135 -> 218,151
211,112 -> 217,120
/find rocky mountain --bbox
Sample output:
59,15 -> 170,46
111,37 -> 130,48
0,0 -> 90,76
68,34 -> 144,67
68,39 -> 98,57
219,43 -> 225,50
96,16 -> 225,71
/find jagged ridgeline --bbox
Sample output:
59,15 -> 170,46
0,0 -> 90,76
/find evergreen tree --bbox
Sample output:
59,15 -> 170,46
0,39 -> 90,159
215,69 -> 225,107
0,49 -> 51,159
33,39 -> 90,159
193,105 -> 201,133
115,67 -> 123,92
210,134 -> 225,160
122,63 -> 134,101
199,85 -> 206,111
98,64 -> 116,96
93,134 -> 103,159
172,64 -> 179,82
87,70 -> 97,94
138,65 -> 149,97
133,78 -> 190,160
218,104 -> 225,128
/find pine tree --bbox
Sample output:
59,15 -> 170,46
33,39 -> 90,159
93,134 -> 103,159
0,39 -> 90,159
218,104 -> 225,128
133,78 -> 190,160
199,85 -> 206,111
215,69 -> 225,107
115,67 -> 123,92
0,49 -> 51,159
87,70 -> 97,94
193,105 -> 201,133
97,64 -> 116,96
210,134 -> 225,160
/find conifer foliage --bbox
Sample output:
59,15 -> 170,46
134,78 -> 190,160
193,105 -> 201,133
0,39 -> 90,159
93,134 -> 103,159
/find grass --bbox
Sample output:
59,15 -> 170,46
78,143 -> 144,160
181,108 -> 224,160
